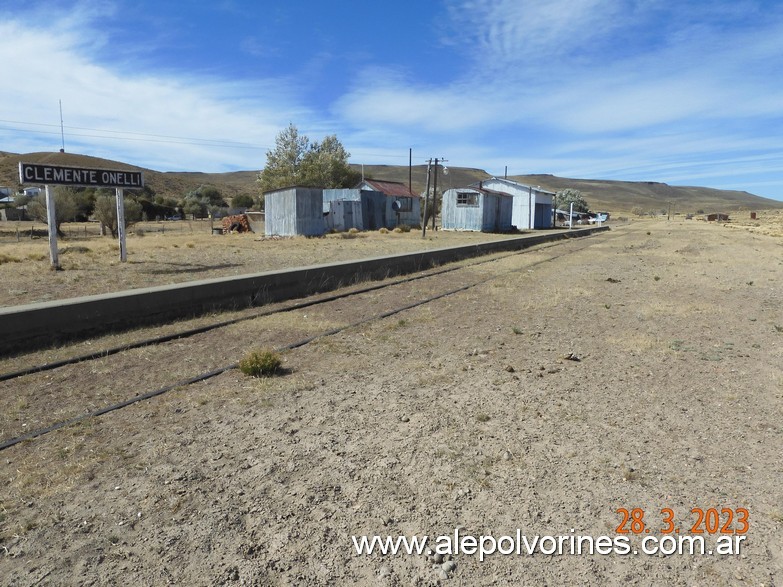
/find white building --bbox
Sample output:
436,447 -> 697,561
469,178 -> 554,229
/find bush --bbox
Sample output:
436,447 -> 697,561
379,227 -> 389,234
239,348 -> 282,377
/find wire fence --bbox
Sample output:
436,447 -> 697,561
0,219 -> 219,244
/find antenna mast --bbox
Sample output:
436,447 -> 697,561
59,100 -> 65,153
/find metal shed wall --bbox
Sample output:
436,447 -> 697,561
442,189 -> 513,232
265,187 -> 325,236
386,197 -> 421,228
482,193 -> 514,231
323,189 -> 388,230
477,178 -> 554,230
441,188 -> 483,231
325,200 -> 362,231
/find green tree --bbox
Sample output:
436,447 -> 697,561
92,189 -> 142,237
231,193 -> 255,209
28,187 -> 78,237
71,188 -> 97,221
258,123 -> 309,192
181,185 -> 227,218
556,188 -> 589,213
258,124 -> 359,192
300,134 -> 360,188
155,195 -> 179,209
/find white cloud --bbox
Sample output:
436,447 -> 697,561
0,10 -> 308,171
445,0 -> 625,67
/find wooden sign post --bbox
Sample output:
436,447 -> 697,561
19,162 -> 143,268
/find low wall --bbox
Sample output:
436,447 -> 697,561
0,226 -> 608,355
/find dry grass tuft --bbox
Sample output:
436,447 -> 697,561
239,348 -> 283,377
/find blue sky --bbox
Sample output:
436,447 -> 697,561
2,1 -> 783,200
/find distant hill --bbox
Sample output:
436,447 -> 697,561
1,151 -> 781,215
0,151 -> 260,201
510,174 -> 780,215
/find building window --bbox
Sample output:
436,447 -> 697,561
396,198 -> 412,212
456,192 -> 479,207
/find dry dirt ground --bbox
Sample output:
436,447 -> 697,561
1,219 -> 782,586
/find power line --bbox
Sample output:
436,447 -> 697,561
0,119 -> 269,150
0,117 -> 427,162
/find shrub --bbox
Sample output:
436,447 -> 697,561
239,348 -> 282,377
397,224 -> 411,233
379,227 -> 389,234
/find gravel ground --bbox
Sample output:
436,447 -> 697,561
1,219 -> 782,586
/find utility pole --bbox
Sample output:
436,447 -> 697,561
430,157 -> 448,232
431,158 -> 439,232
422,157 -> 447,235
422,160 -> 432,238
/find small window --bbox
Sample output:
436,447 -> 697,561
456,192 -> 479,207
397,198 -> 412,212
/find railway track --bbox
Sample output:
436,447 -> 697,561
0,227 -> 628,451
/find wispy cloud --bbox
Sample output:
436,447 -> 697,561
0,7 -> 307,171
444,0 -> 625,68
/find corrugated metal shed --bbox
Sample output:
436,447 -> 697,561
264,187 -> 325,237
324,200 -> 361,231
356,179 -> 422,227
323,189 -> 388,230
471,178 -> 554,229
441,187 -> 514,232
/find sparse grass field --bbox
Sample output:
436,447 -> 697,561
0,219 -> 530,306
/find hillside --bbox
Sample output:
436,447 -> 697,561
2,151 -> 781,215
0,151 -> 260,201
511,174 -> 780,215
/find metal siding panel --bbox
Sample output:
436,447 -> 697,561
265,189 -> 296,236
500,196 -> 514,231
296,188 -> 325,236
441,188 -> 456,229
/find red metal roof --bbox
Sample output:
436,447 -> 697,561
359,179 -> 419,198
